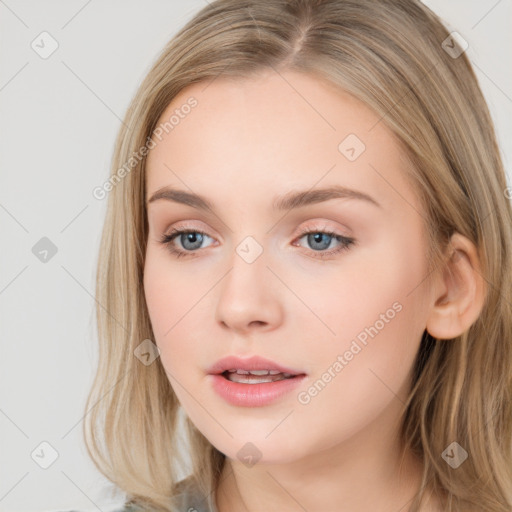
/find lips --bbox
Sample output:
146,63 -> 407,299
207,355 -> 305,377
209,361 -> 307,407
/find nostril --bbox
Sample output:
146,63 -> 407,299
249,320 -> 266,327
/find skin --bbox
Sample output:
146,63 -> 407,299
143,69 -> 485,512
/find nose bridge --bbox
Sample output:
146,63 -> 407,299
222,234 -> 270,302
214,233 -> 283,331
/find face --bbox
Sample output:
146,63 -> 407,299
143,69 -> 434,464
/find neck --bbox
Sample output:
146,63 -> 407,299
215,402 -> 427,512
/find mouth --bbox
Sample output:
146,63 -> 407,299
207,355 -> 307,407
207,354 -> 306,378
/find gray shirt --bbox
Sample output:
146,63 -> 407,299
171,475 -> 219,512
110,475 -> 219,512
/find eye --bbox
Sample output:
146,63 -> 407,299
293,228 -> 355,259
158,226 -> 356,260
159,228 -> 215,258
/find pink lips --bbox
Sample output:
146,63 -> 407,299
207,355 -> 307,407
207,355 -> 304,376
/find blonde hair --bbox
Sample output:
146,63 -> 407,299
84,1 -> 512,510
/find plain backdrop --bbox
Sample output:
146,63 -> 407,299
0,1 -> 511,511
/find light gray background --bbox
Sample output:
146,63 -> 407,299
1,1 -> 510,511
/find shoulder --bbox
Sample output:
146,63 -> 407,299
99,507 -> 140,512
173,475 -> 218,512
105,476 -> 217,512
65,508 -> 139,512
65,476 -> 218,512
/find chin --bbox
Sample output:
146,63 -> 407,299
212,434 -> 306,467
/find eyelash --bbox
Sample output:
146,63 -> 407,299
158,227 -> 355,260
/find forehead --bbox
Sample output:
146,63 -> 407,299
145,69 -> 417,214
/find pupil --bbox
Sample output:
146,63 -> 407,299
308,232 -> 331,250
182,232 -> 203,250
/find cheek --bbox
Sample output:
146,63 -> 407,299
143,255 -> 173,341
143,250 -> 199,354
301,232 -> 427,347
300,228 -> 429,411
143,254 -> 200,416
143,248 -> 220,398
301,231 -> 423,353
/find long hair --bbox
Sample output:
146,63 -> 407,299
84,1 -> 512,510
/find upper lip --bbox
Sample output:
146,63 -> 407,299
208,355 -> 305,376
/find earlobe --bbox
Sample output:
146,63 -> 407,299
425,233 -> 486,340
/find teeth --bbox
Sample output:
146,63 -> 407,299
226,369 -> 293,376
232,376 -> 276,383
224,371 -> 295,383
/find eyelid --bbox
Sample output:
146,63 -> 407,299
166,220 -> 220,240
167,219 -> 350,243
291,219 -> 352,237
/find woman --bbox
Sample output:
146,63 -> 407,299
85,1 -> 512,510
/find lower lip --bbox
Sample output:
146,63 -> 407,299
209,373 -> 307,407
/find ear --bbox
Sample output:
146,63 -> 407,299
425,233 -> 486,340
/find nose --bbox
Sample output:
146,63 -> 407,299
214,244 -> 284,335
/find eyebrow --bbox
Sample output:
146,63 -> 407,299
146,185 -> 382,211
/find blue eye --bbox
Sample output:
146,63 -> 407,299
175,231 -> 208,251
294,229 -> 355,259
159,228 -> 355,259
159,229 -> 214,258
